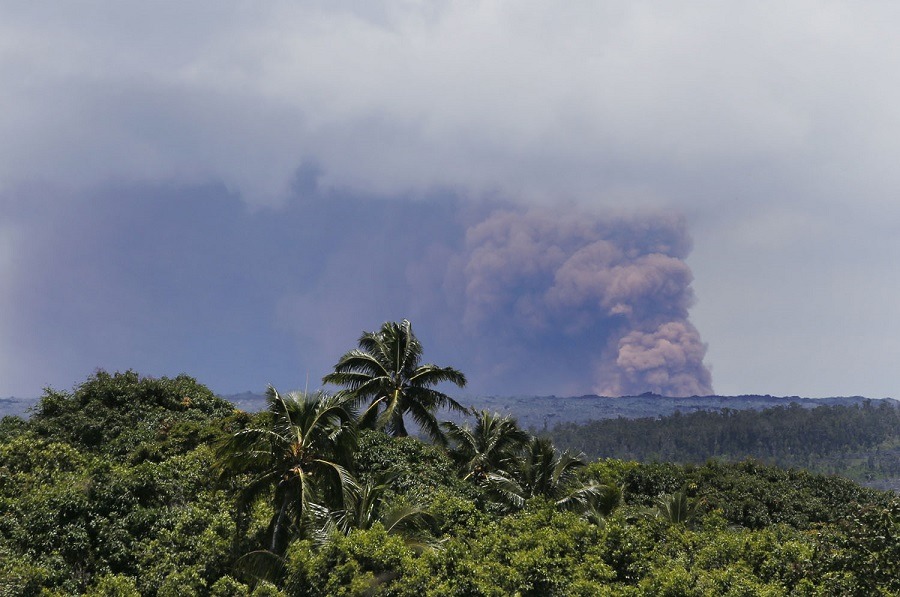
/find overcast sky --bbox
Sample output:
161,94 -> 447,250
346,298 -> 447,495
2,1 -> 900,399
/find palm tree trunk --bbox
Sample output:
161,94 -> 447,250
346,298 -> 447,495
270,495 -> 290,552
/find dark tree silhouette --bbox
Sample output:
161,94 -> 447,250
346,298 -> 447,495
323,319 -> 467,443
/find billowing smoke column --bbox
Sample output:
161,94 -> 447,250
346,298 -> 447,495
454,208 -> 713,397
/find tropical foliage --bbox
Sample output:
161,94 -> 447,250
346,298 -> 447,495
215,388 -> 358,555
1,327 -> 898,595
323,319 -> 467,443
443,409 -> 530,483
546,400 -> 900,488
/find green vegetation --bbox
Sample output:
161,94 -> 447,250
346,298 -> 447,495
545,401 -> 900,488
1,322 -> 898,595
215,388 -> 358,558
323,319 -> 467,443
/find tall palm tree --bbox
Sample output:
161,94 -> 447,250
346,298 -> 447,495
323,319 -> 467,443
442,410 -> 530,482
215,387 -> 358,555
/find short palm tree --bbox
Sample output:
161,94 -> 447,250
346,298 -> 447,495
312,470 -> 439,553
487,437 -> 607,513
442,410 -> 530,482
215,387 -> 359,555
323,319 -> 467,443
652,489 -> 703,525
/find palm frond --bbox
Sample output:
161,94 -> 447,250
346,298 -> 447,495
551,450 -> 586,488
218,386 -> 360,557
555,482 -> 605,512
325,351 -> 390,380
233,549 -> 287,585
380,503 -> 437,536
484,472 -> 526,509
652,489 -> 703,524
323,319 -> 466,439
408,364 -> 467,389
304,502 -> 342,549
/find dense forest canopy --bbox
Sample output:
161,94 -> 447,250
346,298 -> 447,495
1,323 -> 898,595
544,401 -> 900,490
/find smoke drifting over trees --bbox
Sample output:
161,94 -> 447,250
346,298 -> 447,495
446,208 -> 713,397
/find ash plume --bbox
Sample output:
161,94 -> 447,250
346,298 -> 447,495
453,208 -> 713,397
2,181 -> 712,399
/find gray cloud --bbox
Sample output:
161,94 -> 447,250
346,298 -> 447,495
4,1 -> 900,212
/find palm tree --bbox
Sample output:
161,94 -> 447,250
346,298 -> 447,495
651,489 -> 703,525
312,470 -> 440,553
215,387 -> 359,555
442,410 -> 530,482
486,437 -> 608,513
583,483 -> 623,525
323,319 -> 467,443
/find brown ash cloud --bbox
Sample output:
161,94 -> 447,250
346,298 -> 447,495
449,207 -> 713,397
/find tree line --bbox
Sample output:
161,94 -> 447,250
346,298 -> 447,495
0,319 -> 898,595
544,400 -> 900,486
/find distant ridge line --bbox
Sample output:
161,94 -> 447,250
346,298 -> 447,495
4,392 -> 895,426
215,392 -> 896,432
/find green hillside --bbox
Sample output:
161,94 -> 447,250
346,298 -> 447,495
544,401 -> 900,491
